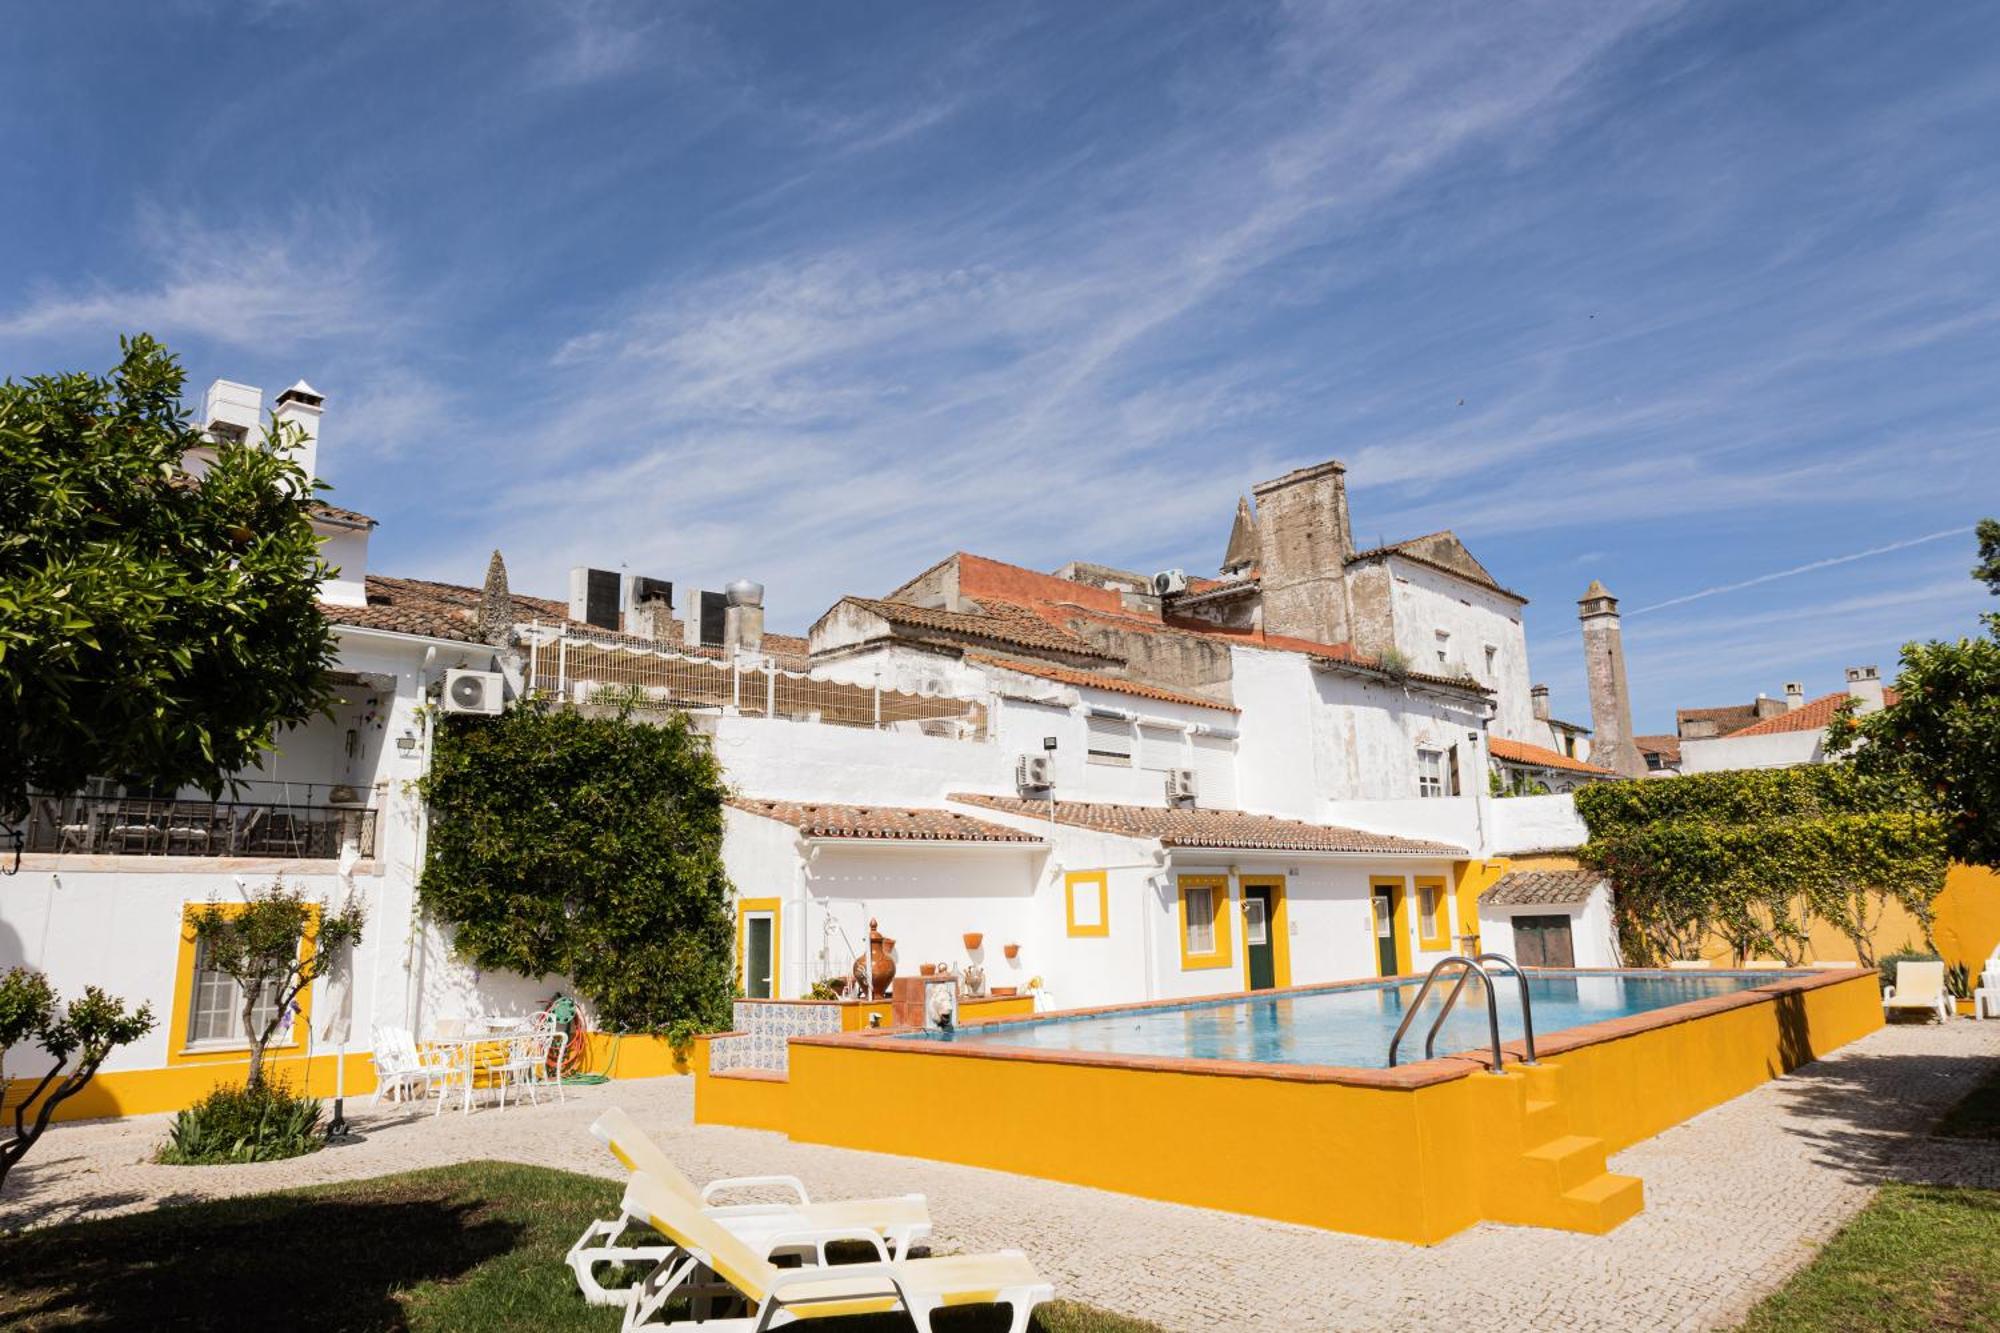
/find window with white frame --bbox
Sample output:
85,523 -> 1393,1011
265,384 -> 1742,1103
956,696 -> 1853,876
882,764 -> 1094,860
1085,713 -> 1134,766
1416,747 -> 1448,798
185,936 -> 285,1047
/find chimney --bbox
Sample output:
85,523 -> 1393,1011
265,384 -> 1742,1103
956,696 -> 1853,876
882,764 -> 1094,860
626,576 -> 675,641
723,578 -> 765,657
1530,683 -> 1551,721
1577,580 -> 1643,777
271,380 -> 325,489
1845,664 -> 1885,712
1784,681 -> 1805,711
185,378 -> 262,479
1251,460 -> 1354,645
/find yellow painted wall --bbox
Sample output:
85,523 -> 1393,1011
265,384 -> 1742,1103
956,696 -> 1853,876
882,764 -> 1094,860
700,972 -> 1883,1243
1689,862 -> 1999,970
15,1051 -> 381,1123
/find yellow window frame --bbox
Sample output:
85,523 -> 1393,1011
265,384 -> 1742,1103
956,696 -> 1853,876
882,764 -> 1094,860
1415,875 -> 1451,951
1177,875 -> 1232,970
735,897 -> 782,998
168,901 -> 317,1068
1065,870 -> 1110,938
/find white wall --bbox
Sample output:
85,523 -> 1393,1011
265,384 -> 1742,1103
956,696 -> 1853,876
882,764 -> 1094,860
317,526 -> 370,609
1488,794 -> 1588,854
1322,797 -> 1483,854
705,713 -> 1005,806
1385,556 -> 1536,741
1478,887 -> 1621,968
1680,728 -> 1823,773
993,691 -> 1238,810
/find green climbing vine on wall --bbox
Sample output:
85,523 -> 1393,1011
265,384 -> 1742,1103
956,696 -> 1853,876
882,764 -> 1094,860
417,699 -> 736,1036
1574,766 -> 1947,967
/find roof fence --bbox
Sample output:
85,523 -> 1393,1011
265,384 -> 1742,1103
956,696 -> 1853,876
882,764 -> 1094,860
523,623 -> 988,741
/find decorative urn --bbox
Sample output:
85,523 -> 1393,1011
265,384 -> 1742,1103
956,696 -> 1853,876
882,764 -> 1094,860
852,917 -> 897,999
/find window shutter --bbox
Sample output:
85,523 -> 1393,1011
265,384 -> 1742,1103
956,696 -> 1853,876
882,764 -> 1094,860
1447,744 -> 1462,796
1138,724 -> 1184,772
1191,734 -> 1236,805
1085,713 -> 1134,766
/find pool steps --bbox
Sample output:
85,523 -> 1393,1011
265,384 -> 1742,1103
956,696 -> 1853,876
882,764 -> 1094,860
1468,1060 -> 1645,1235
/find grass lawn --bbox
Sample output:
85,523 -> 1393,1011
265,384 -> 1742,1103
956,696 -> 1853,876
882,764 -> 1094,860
1735,1062 -> 2000,1332
0,1160 -> 1157,1332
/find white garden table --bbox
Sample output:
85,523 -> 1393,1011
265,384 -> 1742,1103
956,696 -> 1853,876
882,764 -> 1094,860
424,1021 -> 526,1116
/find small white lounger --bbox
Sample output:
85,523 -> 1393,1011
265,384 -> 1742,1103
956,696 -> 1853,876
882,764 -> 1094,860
1882,961 -> 1953,1023
619,1171 -> 1051,1333
567,1107 -> 931,1306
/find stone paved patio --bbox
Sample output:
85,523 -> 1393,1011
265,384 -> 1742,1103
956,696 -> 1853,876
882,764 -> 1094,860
4,1019 -> 1997,1330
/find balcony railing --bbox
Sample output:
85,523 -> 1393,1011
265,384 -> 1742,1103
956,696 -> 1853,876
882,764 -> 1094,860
23,785 -> 378,860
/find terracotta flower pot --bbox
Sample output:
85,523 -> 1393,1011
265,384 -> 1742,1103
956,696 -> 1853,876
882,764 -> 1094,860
963,932 -> 984,951
1003,943 -> 1021,960
919,963 -> 937,977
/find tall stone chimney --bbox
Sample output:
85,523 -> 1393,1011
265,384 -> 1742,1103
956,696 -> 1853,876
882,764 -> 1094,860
478,550 -> 512,646
272,380 -> 325,486
1252,460 -> 1355,645
1578,580 -> 1642,777
1530,683 -> 1551,721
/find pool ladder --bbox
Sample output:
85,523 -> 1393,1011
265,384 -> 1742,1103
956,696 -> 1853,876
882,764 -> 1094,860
1387,953 -> 1539,1071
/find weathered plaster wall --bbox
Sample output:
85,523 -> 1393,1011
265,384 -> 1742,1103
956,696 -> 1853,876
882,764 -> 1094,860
1383,557 -> 1536,741
1679,728 -> 1823,773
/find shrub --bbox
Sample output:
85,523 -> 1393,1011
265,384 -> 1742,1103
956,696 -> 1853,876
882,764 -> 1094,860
157,1081 -> 324,1165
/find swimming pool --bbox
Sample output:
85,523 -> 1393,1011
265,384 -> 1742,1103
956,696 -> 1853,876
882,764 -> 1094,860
910,970 -> 1790,1068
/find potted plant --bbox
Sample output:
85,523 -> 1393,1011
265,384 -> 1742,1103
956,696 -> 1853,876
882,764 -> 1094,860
962,932 -> 983,951
1003,942 -> 1020,960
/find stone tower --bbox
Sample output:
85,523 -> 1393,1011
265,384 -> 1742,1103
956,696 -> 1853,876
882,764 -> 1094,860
1252,460 -> 1355,645
1578,580 -> 1643,777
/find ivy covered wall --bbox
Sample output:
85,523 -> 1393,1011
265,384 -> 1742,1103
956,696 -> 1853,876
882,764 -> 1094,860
417,702 -> 736,1037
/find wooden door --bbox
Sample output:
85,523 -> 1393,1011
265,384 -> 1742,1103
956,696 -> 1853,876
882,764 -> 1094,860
1512,914 -> 1575,968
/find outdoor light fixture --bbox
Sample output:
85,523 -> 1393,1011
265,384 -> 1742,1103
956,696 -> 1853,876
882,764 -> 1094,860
1042,736 -> 1058,751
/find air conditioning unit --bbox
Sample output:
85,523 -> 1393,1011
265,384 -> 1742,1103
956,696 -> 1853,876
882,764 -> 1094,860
441,668 -> 505,716
1016,753 -> 1053,791
1152,569 -> 1189,596
1165,767 -> 1199,802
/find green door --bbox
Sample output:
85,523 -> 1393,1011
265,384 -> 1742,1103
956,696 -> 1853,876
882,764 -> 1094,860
744,914 -> 774,998
1244,886 -> 1276,990
1374,886 -> 1400,977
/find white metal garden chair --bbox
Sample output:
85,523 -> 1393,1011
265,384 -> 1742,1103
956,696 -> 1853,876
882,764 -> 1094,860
368,1025 -> 431,1105
491,1013 -> 566,1108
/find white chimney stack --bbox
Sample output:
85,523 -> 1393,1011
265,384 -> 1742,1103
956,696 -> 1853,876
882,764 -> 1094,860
1844,665 -> 1885,713
183,379 -> 262,479
271,380 -> 325,487
1784,681 -> 1805,711
1529,683 -> 1551,722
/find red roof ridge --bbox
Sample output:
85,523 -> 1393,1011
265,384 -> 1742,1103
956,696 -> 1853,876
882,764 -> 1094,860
1489,735 -> 1616,776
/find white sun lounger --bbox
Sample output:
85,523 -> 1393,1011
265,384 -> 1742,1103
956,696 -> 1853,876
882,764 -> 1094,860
618,1170 -> 1050,1333
566,1107 -> 931,1306
1882,960 -> 1953,1022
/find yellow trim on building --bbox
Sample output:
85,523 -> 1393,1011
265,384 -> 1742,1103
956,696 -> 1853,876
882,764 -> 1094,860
1176,875 -> 1233,970
734,897 -> 782,999
166,901 -> 317,1069
1064,870 -> 1111,937
1414,875 -> 1451,952
1239,874 -> 1292,989
1370,875 -> 1411,974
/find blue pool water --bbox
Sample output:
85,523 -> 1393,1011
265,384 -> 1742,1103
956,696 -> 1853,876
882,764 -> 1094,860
913,972 -> 1786,1068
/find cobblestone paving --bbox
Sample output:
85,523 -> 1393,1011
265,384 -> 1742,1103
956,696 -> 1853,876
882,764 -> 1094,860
4,1020 -> 1997,1330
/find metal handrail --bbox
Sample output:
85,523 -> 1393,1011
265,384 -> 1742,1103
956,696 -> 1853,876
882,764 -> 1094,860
1474,953 -> 1538,1066
1387,950 -> 1538,1072
1388,955 -> 1503,1071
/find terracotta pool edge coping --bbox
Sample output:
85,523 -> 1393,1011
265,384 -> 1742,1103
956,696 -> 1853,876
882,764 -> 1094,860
778,967 -> 1873,1091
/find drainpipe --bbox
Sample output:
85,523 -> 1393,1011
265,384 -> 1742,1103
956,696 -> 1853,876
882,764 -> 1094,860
402,646 -> 438,1031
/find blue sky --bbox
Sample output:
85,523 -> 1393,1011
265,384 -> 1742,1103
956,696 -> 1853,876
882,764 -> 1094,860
4,1 -> 1996,733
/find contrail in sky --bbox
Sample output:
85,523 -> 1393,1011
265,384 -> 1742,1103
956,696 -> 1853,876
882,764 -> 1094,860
1629,527 -> 1969,615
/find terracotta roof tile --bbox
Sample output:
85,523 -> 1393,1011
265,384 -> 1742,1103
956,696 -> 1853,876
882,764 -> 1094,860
1480,869 -> 1604,907
729,798 -> 1043,843
1489,736 -> 1617,776
306,499 -> 377,529
845,596 -> 1117,660
947,794 -> 1464,855
1635,734 -> 1682,766
964,653 -> 1236,713
1719,689 -> 1898,738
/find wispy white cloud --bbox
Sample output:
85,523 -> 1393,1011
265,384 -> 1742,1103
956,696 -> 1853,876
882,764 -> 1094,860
0,207 -> 388,352
1630,527 -> 1972,614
